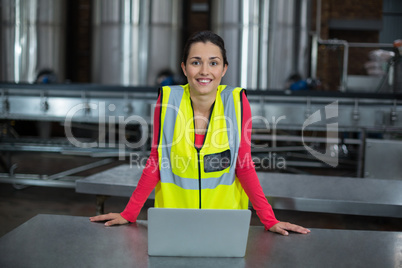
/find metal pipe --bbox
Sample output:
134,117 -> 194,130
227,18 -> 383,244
239,0 -> 250,87
251,134 -> 362,144
316,0 -> 321,39
314,0 -> 348,91
251,146 -> 307,152
311,34 -> 318,79
46,158 -> 114,180
0,176 -> 76,188
348,42 -> 395,48
356,129 -> 366,178
14,0 -> 22,83
318,39 -> 349,91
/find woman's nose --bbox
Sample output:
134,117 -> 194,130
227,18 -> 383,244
199,64 -> 209,75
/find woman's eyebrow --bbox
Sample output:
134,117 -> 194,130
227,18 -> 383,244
189,56 -> 221,60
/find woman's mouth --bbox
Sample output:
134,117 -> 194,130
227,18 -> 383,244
197,79 -> 212,85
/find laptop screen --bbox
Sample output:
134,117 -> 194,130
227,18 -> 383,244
147,208 -> 252,257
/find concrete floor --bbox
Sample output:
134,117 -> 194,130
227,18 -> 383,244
1,152 -> 402,238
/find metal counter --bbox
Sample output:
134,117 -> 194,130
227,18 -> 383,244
76,165 -> 402,218
0,214 -> 401,268
259,172 -> 402,218
76,164 -> 145,197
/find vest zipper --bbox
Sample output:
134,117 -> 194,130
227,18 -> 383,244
196,147 -> 202,209
190,97 -> 215,210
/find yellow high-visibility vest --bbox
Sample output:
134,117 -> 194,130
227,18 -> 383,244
155,84 -> 249,209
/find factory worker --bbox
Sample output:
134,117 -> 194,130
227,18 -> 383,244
91,31 -> 310,236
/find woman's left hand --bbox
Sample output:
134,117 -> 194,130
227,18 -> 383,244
269,222 -> 311,236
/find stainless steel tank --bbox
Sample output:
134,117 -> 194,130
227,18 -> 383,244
0,0 -> 66,83
92,0 -> 182,86
211,0 -> 311,90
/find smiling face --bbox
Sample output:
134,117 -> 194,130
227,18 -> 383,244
181,41 -> 228,98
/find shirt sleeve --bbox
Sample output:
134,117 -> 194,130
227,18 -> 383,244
235,91 -> 280,230
120,95 -> 161,222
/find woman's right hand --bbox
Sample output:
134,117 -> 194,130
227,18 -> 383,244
89,213 -> 129,226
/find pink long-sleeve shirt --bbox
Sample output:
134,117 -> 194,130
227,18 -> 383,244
121,90 -> 279,230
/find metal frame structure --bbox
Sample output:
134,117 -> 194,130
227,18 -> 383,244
0,83 -> 401,188
311,0 -> 395,92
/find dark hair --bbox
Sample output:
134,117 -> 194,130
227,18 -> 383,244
182,31 -> 229,66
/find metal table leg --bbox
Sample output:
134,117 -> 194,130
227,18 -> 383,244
96,195 -> 110,215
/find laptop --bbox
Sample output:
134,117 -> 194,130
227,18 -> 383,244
147,208 -> 251,257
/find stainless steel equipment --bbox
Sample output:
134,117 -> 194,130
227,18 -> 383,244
364,139 -> 402,180
1,83 -> 401,177
211,0 -> 311,90
91,0 -> 182,86
0,0 -> 66,83
1,84 -> 400,129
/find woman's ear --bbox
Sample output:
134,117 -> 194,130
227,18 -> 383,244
181,62 -> 187,76
222,64 -> 228,77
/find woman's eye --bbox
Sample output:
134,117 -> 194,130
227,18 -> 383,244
191,61 -> 200,66
210,62 -> 218,66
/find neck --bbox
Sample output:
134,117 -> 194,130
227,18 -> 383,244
190,91 -> 216,135
190,91 -> 216,116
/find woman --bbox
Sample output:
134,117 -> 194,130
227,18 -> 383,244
91,31 -> 310,236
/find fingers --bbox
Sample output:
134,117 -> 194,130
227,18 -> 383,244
105,218 -> 128,227
89,213 -> 128,226
275,226 -> 289,236
282,222 -> 311,234
269,222 -> 311,236
89,213 -> 117,222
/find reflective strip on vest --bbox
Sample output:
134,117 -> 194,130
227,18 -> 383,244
159,85 -> 241,190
